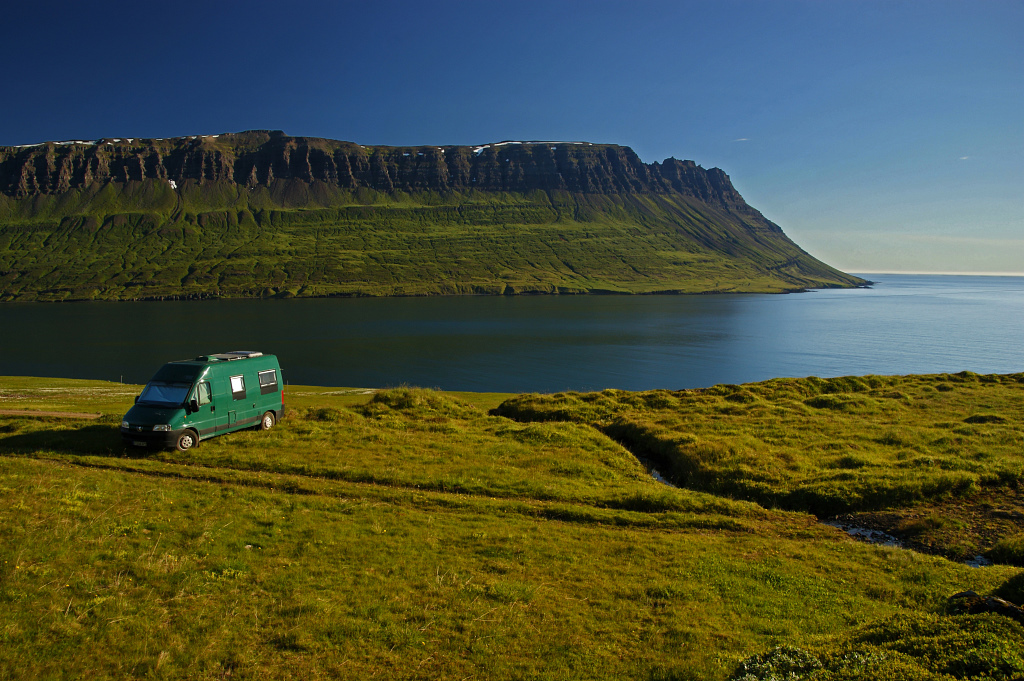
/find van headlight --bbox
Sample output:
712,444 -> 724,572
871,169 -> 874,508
121,420 -> 129,429
152,424 -> 172,432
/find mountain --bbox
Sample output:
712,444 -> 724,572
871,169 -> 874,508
0,131 -> 865,301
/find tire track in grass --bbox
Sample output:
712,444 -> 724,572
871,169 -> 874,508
0,449 -> 763,534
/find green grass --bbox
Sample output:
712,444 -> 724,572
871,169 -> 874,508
1,376 -> 1021,679
494,373 -> 1024,516
0,180 -> 863,302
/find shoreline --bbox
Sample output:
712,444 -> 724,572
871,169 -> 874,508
0,280 -> 872,304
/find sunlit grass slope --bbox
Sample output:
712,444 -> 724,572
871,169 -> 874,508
0,181 -> 863,301
0,377 -> 1021,680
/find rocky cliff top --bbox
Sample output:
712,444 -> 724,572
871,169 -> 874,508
0,131 -> 752,213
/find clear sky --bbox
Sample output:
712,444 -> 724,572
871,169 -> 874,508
2,0 -> 1020,274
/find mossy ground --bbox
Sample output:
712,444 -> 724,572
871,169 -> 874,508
0,376 -> 1021,679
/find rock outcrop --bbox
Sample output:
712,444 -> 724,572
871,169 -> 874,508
950,591 -> 1024,624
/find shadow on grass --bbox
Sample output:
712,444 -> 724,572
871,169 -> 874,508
0,424 -> 149,458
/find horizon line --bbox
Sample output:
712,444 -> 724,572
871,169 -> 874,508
850,270 -> 1024,277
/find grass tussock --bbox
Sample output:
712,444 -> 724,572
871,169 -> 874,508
987,534 -> 1024,567
361,386 -> 479,419
496,373 -> 1024,516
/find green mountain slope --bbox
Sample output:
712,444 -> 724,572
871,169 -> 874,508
0,132 -> 865,301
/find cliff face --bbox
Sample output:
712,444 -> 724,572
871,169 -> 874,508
0,130 -> 866,302
0,130 -> 752,213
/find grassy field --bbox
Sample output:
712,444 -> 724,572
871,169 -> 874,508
1,375 -> 1021,680
0,182 -> 863,302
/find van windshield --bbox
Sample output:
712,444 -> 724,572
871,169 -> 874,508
150,363 -> 201,383
136,363 -> 201,408
137,381 -> 192,408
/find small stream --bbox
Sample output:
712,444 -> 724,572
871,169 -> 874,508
822,520 -> 903,548
634,458 -> 994,568
823,518 -> 993,567
635,455 -> 675,487
619,429 -> 996,569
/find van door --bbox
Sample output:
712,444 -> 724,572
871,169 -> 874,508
184,380 -> 217,439
228,373 -> 251,430
207,375 -> 231,435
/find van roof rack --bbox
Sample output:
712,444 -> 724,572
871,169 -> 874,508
195,351 -> 264,362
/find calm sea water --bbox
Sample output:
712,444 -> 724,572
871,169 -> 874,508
1,274 -> 1021,392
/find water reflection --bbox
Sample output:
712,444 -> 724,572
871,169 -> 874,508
0,274 -> 1021,391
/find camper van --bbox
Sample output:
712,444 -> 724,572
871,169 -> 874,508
121,351 -> 284,451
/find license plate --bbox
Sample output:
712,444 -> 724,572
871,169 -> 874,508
132,440 -> 146,447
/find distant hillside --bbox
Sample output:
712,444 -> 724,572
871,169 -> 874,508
0,131 -> 865,301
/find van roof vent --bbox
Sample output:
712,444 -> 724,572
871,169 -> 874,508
209,350 -> 264,361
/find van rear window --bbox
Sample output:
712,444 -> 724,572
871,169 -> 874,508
258,370 -> 279,395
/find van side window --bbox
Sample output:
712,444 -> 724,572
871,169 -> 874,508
196,381 -> 212,406
258,370 -> 279,395
230,375 -> 246,400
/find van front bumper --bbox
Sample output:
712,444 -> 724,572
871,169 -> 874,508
120,427 -> 184,449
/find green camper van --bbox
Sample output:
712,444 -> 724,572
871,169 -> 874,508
121,351 -> 284,451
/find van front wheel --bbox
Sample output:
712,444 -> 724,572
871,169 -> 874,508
175,430 -> 198,452
260,412 -> 276,431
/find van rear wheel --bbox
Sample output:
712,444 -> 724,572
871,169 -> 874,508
175,430 -> 198,452
260,411 -> 276,431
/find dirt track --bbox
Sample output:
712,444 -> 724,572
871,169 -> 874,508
0,409 -> 102,419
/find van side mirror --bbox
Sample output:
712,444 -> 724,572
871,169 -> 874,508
189,399 -> 199,413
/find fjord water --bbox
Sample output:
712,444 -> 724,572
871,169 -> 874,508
2,274 -> 1021,392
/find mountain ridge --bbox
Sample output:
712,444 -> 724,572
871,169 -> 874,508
0,131 -> 866,302
0,131 -> 755,214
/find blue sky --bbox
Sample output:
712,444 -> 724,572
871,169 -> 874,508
2,0 -> 1020,273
